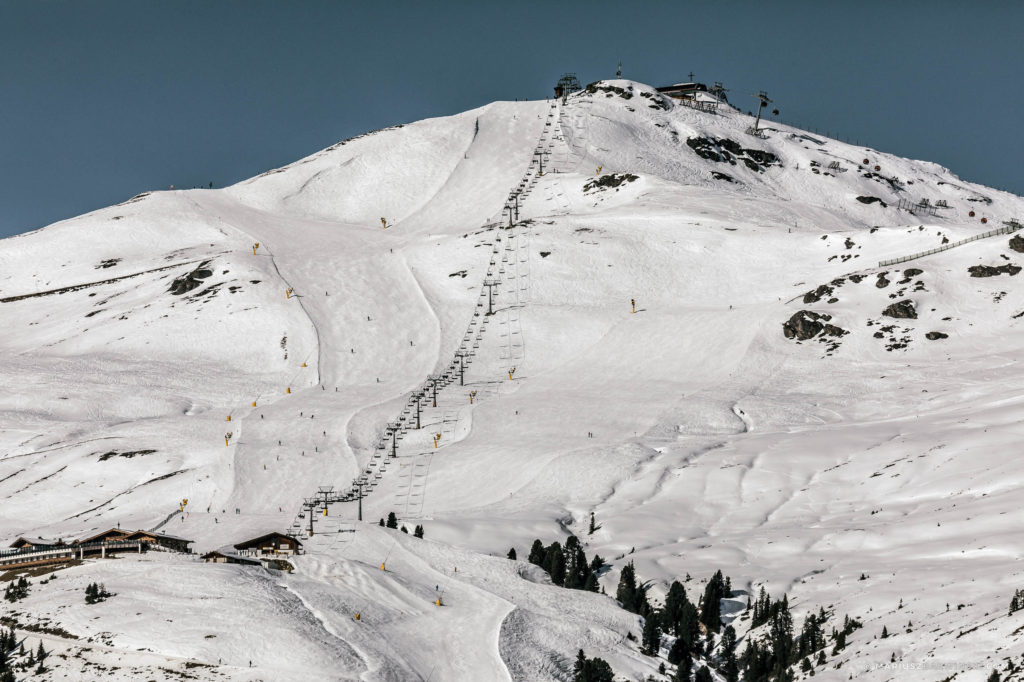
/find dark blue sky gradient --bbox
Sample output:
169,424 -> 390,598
1,1 -> 1021,238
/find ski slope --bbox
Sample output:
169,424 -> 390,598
2,80 -> 1024,681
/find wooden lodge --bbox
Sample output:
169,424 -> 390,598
75,527 -> 193,553
233,532 -> 303,557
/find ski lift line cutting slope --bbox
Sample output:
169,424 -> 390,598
300,109 -> 544,514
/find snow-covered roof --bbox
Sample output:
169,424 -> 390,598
9,536 -> 63,547
233,531 -> 302,550
126,530 -> 193,544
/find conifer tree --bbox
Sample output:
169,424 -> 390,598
700,571 -> 726,632
588,512 -> 597,535
386,512 -> 398,529
572,649 -> 614,682
694,665 -> 713,682
721,624 -> 739,682
673,650 -> 692,682
616,561 -> 639,612
528,539 -> 546,566
663,580 -> 689,636
548,545 -> 566,586
507,547 -> 517,561
641,614 -> 661,656
667,635 -> 690,665
413,524 -> 424,538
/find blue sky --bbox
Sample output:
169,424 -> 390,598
1,1 -> 1021,238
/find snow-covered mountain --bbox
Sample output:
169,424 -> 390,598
2,79 -> 1024,681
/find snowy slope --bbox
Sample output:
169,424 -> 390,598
2,80 -> 1024,681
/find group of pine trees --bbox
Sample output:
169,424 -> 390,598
84,582 -> 112,604
572,649 -> 614,682
740,586 -> 864,682
0,627 -> 47,679
1009,588 -> 1024,615
2,578 -> 29,603
616,564 -> 734,682
379,512 -> 424,538
525,535 -> 604,592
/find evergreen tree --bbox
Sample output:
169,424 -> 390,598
694,665 -> 713,682
528,539 -> 546,566
563,536 -> 587,589
667,634 -> 690,665
616,561 -> 639,612
987,670 -> 1001,682
768,595 -> 794,676
751,585 -> 772,627
880,625 -> 888,639
548,544 -> 566,586
641,614 -> 661,656
507,547 -> 517,561
677,602 -> 701,647
816,650 -> 826,666
1010,589 -> 1024,615
572,649 -> 614,682
588,512 -> 597,535
589,555 -> 606,573
700,570 -> 726,632
663,580 -> 689,636
413,524 -> 424,538
400,526 -> 408,534
386,512 -> 398,529
378,518 -> 385,526
583,572 -> 599,592
721,624 -> 739,682
672,644 -> 692,682
37,641 -> 46,661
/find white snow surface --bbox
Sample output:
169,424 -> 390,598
2,80 -> 1024,681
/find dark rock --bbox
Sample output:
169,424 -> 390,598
903,268 -> 923,278
585,83 -> 633,99
844,238 -> 855,250
783,310 -> 841,341
849,274 -> 865,283
882,300 -> 917,319
968,264 -> 1021,278
1009,235 -> 1024,253
925,331 -> 948,340
873,331 -> 884,338
856,196 -> 887,207
169,262 -> 213,296
711,171 -> 736,183
583,173 -> 639,192
803,284 -> 832,304
685,136 -> 780,171
875,273 -> 890,289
